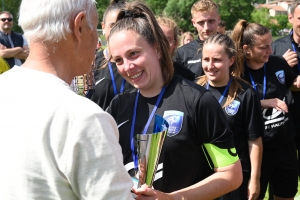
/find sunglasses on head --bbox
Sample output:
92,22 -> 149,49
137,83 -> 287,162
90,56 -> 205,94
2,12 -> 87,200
0,18 -> 12,22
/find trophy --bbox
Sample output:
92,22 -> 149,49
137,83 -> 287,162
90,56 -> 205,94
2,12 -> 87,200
135,115 -> 168,188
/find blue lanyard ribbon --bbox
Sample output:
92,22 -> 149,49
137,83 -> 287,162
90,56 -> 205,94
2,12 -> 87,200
130,86 -> 167,170
105,49 -> 126,96
108,62 -> 125,96
245,63 -> 267,100
290,30 -> 300,71
206,76 -> 233,104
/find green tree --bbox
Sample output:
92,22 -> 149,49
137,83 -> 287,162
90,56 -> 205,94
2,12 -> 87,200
254,0 -> 265,3
215,0 -> 254,30
96,0 -> 110,28
145,0 -> 168,15
275,14 -> 288,30
164,0 -> 195,32
251,7 -> 271,27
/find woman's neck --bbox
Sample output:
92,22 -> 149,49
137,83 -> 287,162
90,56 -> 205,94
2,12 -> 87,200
139,76 -> 165,98
209,75 -> 230,87
246,59 -> 264,70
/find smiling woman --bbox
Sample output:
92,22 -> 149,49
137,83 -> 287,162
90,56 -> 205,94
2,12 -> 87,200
106,1 -> 243,199
197,34 -> 263,200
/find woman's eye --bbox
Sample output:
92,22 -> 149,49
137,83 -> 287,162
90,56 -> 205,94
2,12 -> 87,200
130,52 -> 138,57
114,58 -> 123,64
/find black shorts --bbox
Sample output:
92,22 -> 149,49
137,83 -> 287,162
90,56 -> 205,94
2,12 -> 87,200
258,141 -> 298,199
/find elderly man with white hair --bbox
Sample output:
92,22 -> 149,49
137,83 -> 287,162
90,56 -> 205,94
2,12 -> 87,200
0,0 -> 133,199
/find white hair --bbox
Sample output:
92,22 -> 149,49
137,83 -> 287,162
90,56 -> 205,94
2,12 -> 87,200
18,0 -> 97,44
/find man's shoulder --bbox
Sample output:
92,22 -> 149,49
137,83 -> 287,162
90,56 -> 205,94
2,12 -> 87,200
272,35 -> 291,55
177,40 -> 201,52
11,31 -> 23,37
273,35 -> 290,44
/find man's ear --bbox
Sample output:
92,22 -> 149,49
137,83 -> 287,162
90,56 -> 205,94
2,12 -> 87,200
288,14 -> 293,23
73,12 -> 86,41
191,18 -> 196,27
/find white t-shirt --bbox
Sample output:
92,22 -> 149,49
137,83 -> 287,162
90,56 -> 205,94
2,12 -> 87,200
0,67 -> 133,199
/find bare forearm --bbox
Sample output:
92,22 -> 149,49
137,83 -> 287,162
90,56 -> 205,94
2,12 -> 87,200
169,161 -> 243,200
248,137 -> 263,181
14,50 -> 29,59
0,47 -> 23,58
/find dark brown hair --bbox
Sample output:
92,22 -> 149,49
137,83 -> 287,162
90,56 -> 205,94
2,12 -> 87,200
108,1 -> 174,85
231,19 -> 270,76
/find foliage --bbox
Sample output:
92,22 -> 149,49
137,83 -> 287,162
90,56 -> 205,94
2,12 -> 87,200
254,0 -> 265,3
97,0 -> 110,27
163,0 -> 195,32
215,0 -> 254,30
251,7 -> 272,27
146,0 -> 168,15
275,14 -> 288,30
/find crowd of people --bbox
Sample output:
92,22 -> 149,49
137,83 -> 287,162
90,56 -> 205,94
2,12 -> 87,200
0,0 -> 300,199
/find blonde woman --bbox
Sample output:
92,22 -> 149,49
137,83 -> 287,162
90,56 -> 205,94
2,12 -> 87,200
197,33 -> 263,200
179,31 -> 194,46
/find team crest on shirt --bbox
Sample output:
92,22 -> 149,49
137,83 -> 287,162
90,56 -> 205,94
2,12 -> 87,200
163,110 -> 184,137
275,70 -> 285,84
225,100 -> 240,116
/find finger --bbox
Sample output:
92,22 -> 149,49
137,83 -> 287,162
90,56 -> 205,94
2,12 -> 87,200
278,104 -> 288,113
284,49 -> 291,55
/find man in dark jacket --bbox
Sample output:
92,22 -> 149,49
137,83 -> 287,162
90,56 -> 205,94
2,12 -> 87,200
272,0 -> 300,183
175,0 -> 220,78
0,11 -> 28,68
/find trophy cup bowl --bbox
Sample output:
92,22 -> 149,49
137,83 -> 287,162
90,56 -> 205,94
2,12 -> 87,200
135,115 -> 168,187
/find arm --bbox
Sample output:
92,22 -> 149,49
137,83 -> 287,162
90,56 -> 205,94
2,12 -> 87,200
0,46 -> 24,58
290,75 -> 300,91
260,99 -> 288,112
64,108 -> 134,199
14,49 -> 29,59
247,137 -> 263,200
134,161 -> 242,200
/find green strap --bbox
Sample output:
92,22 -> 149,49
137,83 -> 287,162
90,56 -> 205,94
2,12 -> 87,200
203,143 -> 239,168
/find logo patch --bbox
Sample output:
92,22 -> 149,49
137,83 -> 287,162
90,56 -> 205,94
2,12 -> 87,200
163,110 -> 184,137
225,100 -> 240,116
275,70 -> 285,84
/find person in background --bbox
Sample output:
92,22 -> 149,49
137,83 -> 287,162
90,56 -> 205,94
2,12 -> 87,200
179,31 -> 195,47
96,37 -> 102,51
217,20 -> 226,34
0,11 -> 28,68
197,33 -> 263,200
232,19 -> 300,200
175,0 -> 220,77
91,0 -> 134,110
156,16 -> 195,81
106,1 -> 242,199
272,0 -> 300,182
0,0 -> 134,199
